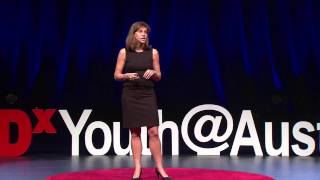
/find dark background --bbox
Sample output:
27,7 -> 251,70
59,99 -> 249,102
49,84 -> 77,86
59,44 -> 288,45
0,0 -> 319,155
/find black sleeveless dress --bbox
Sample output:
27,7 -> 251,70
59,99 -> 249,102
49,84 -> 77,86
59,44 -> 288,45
121,48 -> 159,128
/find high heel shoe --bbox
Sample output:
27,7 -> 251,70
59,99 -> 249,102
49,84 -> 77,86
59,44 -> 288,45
155,168 -> 171,180
132,168 -> 142,180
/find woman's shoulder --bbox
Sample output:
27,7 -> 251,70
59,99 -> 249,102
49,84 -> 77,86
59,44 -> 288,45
117,48 -> 126,60
152,48 -> 159,55
119,48 -> 126,53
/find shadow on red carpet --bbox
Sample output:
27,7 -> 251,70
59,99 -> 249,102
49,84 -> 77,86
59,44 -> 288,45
46,168 -> 274,180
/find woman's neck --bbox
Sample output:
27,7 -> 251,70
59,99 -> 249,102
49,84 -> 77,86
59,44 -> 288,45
135,48 -> 144,52
136,43 -> 145,51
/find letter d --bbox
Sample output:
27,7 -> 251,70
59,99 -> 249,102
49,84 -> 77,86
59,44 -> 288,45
0,110 -> 32,156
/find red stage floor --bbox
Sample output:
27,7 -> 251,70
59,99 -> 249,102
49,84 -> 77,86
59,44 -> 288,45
46,168 -> 274,180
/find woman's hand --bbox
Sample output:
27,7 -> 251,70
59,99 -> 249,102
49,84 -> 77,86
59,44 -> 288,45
143,69 -> 156,79
125,73 -> 140,80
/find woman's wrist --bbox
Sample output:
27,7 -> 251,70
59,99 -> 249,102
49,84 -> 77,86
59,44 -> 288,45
124,73 -> 129,80
152,71 -> 161,81
120,73 -> 129,81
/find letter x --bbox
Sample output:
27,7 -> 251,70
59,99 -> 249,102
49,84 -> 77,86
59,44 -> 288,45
32,109 -> 57,133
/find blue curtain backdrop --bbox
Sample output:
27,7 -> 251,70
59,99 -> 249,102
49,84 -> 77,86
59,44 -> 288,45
0,0 -> 319,154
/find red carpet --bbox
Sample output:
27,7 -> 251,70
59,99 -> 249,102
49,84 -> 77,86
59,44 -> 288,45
46,168 -> 274,180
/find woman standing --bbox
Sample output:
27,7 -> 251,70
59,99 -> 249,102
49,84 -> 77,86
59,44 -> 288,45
114,21 -> 171,180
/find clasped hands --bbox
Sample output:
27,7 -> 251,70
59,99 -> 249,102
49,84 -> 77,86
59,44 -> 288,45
126,69 -> 156,81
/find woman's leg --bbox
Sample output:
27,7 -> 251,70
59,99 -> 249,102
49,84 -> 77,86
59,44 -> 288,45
130,128 -> 142,177
148,126 -> 169,177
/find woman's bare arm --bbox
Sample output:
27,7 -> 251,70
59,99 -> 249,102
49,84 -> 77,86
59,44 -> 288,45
151,48 -> 161,81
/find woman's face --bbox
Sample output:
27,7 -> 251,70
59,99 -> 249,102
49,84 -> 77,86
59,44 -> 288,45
134,27 -> 148,44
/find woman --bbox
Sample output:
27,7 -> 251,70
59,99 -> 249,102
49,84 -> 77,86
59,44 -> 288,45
114,21 -> 171,180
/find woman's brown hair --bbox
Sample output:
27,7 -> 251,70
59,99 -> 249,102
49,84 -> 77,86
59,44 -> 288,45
125,21 -> 151,51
